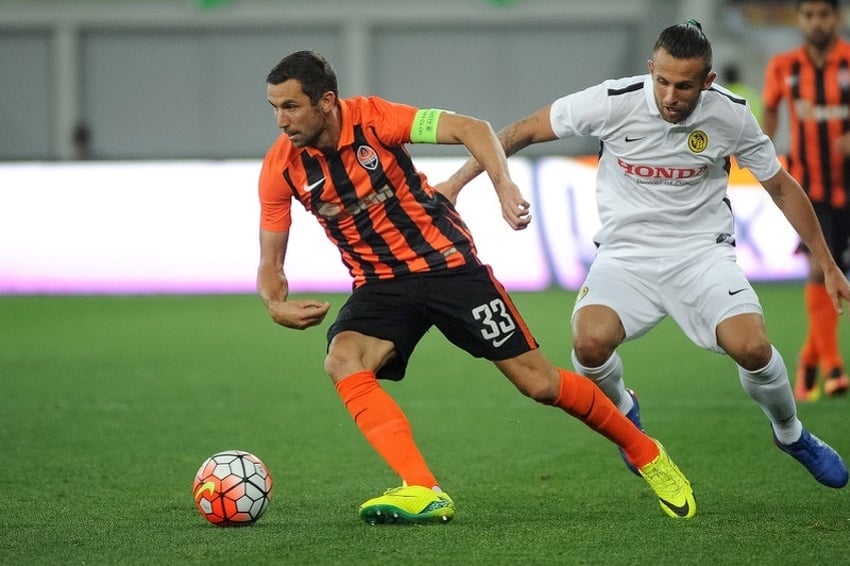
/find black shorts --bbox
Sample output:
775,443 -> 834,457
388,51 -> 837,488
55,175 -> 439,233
797,203 -> 850,272
326,264 -> 539,381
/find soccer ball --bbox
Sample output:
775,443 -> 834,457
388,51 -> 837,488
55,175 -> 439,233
192,450 -> 273,526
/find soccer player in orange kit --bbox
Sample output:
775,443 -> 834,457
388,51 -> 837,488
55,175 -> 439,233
256,50 -> 696,524
763,0 -> 850,401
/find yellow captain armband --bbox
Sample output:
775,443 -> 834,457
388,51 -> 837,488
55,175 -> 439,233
410,108 -> 449,144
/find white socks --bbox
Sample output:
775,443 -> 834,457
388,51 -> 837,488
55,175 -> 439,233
571,350 -> 632,414
573,345 -> 802,445
574,344 -> 803,445
737,345 -> 802,445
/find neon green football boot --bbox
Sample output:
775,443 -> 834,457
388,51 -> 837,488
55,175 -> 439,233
639,440 -> 696,519
359,484 -> 455,525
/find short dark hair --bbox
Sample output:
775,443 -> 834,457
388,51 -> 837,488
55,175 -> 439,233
653,20 -> 713,75
266,51 -> 339,105
798,0 -> 839,8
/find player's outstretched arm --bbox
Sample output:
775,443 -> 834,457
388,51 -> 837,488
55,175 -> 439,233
436,104 -> 557,207
434,111 -> 530,230
761,168 -> 850,314
257,229 -> 330,329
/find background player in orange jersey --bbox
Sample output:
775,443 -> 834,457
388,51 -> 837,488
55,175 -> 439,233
764,0 -> 850,401
256,50 -> 696,524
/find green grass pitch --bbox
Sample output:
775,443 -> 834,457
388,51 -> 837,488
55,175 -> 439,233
2,284 -> 849,565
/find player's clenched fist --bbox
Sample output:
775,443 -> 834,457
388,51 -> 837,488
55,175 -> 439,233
267,299 -> 330,329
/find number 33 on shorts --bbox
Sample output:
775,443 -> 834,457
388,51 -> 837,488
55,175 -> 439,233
472,299 -> 517,348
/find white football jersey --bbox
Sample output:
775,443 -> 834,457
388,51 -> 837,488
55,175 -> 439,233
549,74 -> 782,257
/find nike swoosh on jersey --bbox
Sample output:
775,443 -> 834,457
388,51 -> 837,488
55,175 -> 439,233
624,135 -> 646,142
303,177 -> 325,192
492,331 -> 516,348
728,288 -> 747,295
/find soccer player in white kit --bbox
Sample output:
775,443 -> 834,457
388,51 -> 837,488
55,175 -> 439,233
439,20 -> 850,489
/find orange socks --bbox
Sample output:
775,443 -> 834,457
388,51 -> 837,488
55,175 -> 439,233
335,370 -> 437,488
804,282 -> 842,372
336,368 -> 659,481
553,368 -> 658,468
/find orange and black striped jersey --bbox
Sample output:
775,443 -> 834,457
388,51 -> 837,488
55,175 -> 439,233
763,39 -> 850,207
258,95 -> 480,288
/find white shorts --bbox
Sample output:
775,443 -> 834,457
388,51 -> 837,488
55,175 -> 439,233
571,245 -> 763,353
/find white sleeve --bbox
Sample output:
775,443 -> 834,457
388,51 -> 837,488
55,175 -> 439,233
733,110 -> 782,182
549,82 -> 609,139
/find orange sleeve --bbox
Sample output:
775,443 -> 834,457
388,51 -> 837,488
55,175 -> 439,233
258,139 -> 293,232
762,54 -> 785,110
362,96 -> 419,145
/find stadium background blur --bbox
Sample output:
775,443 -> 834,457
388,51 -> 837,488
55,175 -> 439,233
0,0 -> 817,161
0,0 -> 841,294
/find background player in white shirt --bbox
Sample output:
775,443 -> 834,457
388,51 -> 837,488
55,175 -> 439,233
439,20 -> 850,489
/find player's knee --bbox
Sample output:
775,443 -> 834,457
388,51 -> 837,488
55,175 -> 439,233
322,350 -> 348,381
323,344 -> 365,382
732,340 -> 773,371
572,336 -> 615,369
323,331 -> 394,382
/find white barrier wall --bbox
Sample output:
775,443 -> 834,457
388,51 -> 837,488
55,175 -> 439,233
0,157 -> 805,295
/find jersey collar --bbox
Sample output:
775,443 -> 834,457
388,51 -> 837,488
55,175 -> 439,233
643,75 -> 660,118
336,97 -> 354,148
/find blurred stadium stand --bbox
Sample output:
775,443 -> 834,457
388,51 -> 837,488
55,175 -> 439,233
0,0 -> 807,161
